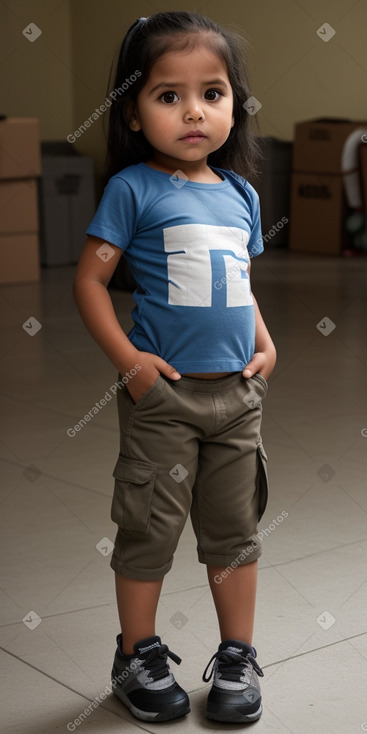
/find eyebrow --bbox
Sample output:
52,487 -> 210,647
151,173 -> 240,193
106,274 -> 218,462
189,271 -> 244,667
148,79 -> 229,95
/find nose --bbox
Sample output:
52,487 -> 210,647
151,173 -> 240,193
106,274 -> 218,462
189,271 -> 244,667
184,99 -> 205,122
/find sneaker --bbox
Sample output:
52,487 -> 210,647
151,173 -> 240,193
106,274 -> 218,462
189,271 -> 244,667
111,633 -> 190,722
202,638 -> 264,722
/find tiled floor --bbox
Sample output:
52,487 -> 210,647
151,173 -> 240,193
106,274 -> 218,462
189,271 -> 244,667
1,249 -> 367,733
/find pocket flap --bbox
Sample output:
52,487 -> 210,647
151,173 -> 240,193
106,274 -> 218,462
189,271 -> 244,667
111,454 -> 157,534
112,454 -> 157,485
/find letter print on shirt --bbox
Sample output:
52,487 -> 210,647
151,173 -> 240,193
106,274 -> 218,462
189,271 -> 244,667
163,224 -> 252,307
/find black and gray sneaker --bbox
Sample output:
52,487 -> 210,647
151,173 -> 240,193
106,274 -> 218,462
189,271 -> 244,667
202,639 -> 264,723
111,633 -> 190,722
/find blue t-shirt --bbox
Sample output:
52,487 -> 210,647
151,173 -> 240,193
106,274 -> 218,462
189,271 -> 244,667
86,162 -> 263,373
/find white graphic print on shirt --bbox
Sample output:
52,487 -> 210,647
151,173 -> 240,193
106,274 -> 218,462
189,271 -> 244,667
163,224 -> 251,307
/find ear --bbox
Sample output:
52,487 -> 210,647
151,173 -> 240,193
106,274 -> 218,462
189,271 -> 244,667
231,115 -> 235,128
127,100 -> 141,131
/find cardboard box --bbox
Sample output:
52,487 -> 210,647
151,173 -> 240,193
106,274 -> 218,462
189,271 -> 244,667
0,118 -> 42,179
0,179 -> 39,233
0,177 -> 40,282
292,118 -> 367,174
0,118 -> 41,281
289,119 -> 367,255
0,233 -> 40,284
39,155 -> 95,266
289,173 -> 350,256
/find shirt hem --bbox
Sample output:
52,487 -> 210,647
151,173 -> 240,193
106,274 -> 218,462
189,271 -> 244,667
167,361 -> 248,373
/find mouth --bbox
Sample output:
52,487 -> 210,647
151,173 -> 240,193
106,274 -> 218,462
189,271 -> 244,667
180,131 -> 207,143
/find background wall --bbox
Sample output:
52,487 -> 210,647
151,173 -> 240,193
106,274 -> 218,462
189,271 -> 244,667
0,0 -> 74,138
1,0 -> 367,188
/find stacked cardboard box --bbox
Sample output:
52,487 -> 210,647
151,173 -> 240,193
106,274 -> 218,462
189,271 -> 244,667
0,118 -> 41,282
289,118 -> 367,255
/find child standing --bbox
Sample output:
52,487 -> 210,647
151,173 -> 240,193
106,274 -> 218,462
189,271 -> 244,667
74,10 -> 276,725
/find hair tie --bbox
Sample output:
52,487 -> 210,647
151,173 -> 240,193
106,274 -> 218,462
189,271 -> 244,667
127,17 -> 148,37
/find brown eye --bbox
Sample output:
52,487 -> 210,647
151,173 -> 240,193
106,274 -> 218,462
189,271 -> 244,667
205,89 -> 221,101
160,91 -> 178,104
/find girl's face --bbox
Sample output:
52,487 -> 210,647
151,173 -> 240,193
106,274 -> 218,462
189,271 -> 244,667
128,43 -> 234,173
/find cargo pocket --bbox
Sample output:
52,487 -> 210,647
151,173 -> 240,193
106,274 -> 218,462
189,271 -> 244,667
111,454 -> 157,534
256,441 -> 269,521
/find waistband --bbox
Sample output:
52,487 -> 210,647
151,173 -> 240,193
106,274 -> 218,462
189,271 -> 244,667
162,371 -> 244,393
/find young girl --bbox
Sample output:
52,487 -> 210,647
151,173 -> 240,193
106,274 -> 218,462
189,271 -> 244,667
74,10 -> 276,725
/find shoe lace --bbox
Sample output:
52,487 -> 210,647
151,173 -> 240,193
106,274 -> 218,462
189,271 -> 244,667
202,647 -> 264,683
141,644 -> 182,682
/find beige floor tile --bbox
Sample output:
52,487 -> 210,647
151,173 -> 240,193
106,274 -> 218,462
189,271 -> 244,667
0,649 -> 144,733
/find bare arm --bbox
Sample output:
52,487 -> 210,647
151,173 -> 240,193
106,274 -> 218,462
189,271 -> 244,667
73,236 -> 181,402
73,237 -> 139,371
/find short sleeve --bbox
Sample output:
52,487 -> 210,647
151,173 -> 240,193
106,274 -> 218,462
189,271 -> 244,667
247,186 -> 264,258
85,176 -> 137,251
